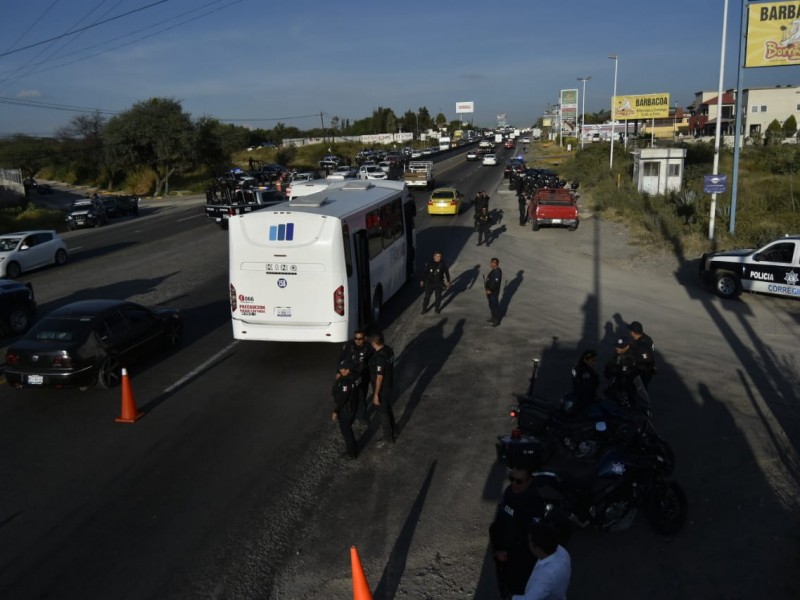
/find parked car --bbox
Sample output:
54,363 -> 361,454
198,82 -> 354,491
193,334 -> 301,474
0,230 -> 68,279
527,188 -> 579,231
699,235 -> 800,300
358,165 -> 388,180
0,280 -> 36,336
427,187 -> 463,215
319,155 -> 342,170
101,195 -> 139,218
4,299 -> 182,389
328,166 -> 358,180
482,153 -> 498,166
66,197 -> 108,229
289,171 -> 321,183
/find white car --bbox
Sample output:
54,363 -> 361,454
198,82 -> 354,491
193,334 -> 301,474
482,153 -> 498,166
378,161 -> 392,174
519,137 -> 531,143
290,171 -> 320,183
328,166 -> 358,180
0,230 -> 68,279
359,165 -> 388,180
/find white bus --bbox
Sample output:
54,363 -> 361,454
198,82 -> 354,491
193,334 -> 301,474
228,179 -> 416,342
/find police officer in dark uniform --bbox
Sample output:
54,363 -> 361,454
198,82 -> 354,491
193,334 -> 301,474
473,191 -> 490,229
604,337 -> 644,411
338,328 -> 374,421
516,174 -> 528,226
331,359 -> 358,459
628,321 -> 656,388
368,331 -> 396,447
571,349 -> 599,414
489,467 -> 548,598
419,251 -> 451,314
476,206 -> 491,246
485,257 -> 503,326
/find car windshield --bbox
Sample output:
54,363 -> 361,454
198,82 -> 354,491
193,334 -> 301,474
28,317 -> 93,343
431,191 -> 455,200
0,237 -> 22,251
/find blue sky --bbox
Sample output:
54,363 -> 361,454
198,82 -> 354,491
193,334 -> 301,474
1,0 -> 798,137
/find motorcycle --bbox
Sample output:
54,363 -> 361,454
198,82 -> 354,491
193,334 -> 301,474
532,426 -> 687,535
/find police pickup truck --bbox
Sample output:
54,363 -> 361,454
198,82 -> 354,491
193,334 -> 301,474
699,235 -> 800,299
205,182 -> 287,230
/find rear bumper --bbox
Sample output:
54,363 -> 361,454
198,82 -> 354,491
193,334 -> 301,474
4,364 -> 96,388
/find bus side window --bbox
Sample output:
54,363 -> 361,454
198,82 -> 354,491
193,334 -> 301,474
342,223 -> 353,277
380,198 -> 403,247
366,209 -> 383,259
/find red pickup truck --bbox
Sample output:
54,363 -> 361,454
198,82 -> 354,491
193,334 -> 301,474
527,188 -> 579,231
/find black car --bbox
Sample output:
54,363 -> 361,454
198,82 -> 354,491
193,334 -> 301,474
4,299 -> 182,389
0,281 -> 36,336
101,195 -> 139,218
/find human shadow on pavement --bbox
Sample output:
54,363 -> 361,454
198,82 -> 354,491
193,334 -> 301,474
373,460 -> 437,600
439,264 -> 481,311
395,317 -> 465,435
499,270 -> 524,320
486,224 -> 507,247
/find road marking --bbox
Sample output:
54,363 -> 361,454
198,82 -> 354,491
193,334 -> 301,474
163,340 -> 239,394
177,214 -> 204,222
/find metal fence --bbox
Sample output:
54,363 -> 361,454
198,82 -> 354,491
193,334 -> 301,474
0,168 -> 25,207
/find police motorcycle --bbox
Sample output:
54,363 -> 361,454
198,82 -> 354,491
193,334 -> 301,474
498,358 -> 662,464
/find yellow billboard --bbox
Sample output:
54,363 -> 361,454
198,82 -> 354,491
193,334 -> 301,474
746,2 -> 800,67
611,93 -> 670,120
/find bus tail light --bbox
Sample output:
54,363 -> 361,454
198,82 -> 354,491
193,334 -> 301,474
230,284 -> 238,312
334,286 -> 345,316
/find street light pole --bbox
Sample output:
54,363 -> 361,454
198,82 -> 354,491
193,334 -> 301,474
609,54 -> 619,169
578,76 -> 591,150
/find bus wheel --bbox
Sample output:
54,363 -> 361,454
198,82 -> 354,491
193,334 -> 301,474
371,288 -> 383,324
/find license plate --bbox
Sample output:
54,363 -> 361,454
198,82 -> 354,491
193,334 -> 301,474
276,307 -> 292,317
27,374 -> 44,385
551,219 -> 562,224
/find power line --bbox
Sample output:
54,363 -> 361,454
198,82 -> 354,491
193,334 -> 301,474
2,0 -> 62,55
0,0 -> 171,59
218,113 -> 326,123
0,96 -> 119,115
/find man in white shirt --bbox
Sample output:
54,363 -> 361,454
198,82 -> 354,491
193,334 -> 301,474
513,521 -> 571,600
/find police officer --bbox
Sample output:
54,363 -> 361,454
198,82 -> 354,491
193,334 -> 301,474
489,467 -> 548,598
338,328 -> 374,420
628,321 -> 656,388
476,206 -> 491,246
571,349 -> 599,414
474,191 -> 490,229
603,337 -> 643,411
368,331 -> 396,447
485,257 -> 503,326
516,174 -> 528,226
419,251 -> 451,314
331,359 -> 358,459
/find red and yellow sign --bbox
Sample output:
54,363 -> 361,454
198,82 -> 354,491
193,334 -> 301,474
746,2 -> 800,67
611,94 -> 670,120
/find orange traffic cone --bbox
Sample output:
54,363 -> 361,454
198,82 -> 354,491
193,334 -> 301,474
350,546 -> 373,600
115,367 -> 144,423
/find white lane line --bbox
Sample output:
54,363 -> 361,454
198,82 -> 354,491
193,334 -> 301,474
163,340 -> 239,394
177,214 -> 205,222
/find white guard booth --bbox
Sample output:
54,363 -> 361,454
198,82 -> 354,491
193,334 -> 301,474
632,148 -> 687,195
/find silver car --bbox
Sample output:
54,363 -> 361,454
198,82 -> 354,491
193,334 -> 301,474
0,230 -> 68,279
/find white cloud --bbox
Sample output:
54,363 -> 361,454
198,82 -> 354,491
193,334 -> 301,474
16,89 -> 41,98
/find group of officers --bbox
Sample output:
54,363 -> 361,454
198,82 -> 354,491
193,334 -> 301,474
509,168 -> 578,227
330,330 -> 396,459
490,321 -> 657,598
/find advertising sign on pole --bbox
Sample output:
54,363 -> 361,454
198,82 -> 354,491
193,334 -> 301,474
704,174 -> 727,194
496,113 -> 508,127
611,93 -> 671,120
456,101 -> 474,113
560,89 -> 578,125
745,1 -> 800,67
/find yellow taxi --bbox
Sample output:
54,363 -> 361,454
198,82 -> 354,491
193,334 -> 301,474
427,187 -> 463,215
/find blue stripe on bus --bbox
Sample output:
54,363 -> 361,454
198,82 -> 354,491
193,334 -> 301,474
286,223 -> 294,240
269,223 -> 294,241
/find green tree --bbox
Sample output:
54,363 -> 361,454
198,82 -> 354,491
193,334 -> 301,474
104,98 -> 196,196
54,111 -> 108,183
783,114 -> 798,138
765,118 -> 784,145
434,112 -> 447,128
0,134 -> 57,178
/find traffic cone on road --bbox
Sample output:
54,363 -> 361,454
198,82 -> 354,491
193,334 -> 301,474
350,546 -> 373,600
115,368 -> 144,423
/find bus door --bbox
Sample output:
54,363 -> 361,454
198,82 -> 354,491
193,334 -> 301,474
353,230 -> 372,328
403,199 -> 416,281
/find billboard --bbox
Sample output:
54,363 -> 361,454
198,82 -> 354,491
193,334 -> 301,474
560,89 -> 578,124
496,113 -> 508,127
456,101 -> 474,113
611,93 -> 670,120
745,2 -> 800,67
